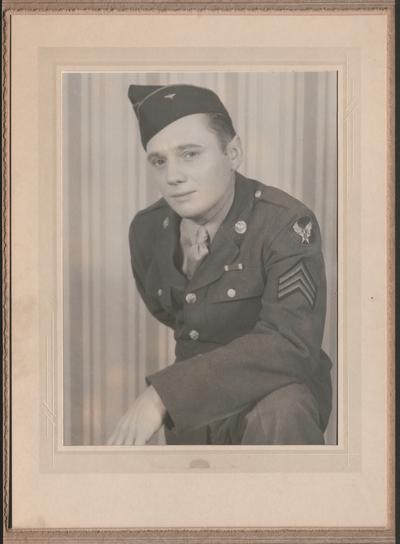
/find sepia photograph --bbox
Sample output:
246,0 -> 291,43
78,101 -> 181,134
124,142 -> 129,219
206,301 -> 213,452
62,71 -> 338,447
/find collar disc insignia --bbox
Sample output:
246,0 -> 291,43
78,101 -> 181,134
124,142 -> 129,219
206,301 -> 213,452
234,220 -> 247,234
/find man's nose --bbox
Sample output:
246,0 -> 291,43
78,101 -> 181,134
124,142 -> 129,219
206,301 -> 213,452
166,159 -> 185,185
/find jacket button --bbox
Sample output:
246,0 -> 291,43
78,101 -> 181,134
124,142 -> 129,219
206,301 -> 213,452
157,288 -> 163,296
255,189 -> 262,198
227,288 -> 236,298
185,292 -> 197,304
189,330 -> 200,341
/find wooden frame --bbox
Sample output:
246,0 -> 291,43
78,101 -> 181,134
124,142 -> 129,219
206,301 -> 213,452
2,1 -> 395,542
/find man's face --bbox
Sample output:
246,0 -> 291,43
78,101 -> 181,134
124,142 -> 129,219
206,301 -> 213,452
145,114 -> 241,222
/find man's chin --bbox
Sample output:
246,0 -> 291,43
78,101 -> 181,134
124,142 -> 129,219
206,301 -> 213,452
168,202 -> 206,221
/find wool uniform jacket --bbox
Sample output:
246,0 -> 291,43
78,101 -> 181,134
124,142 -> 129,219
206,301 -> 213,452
129,173 -> 333,437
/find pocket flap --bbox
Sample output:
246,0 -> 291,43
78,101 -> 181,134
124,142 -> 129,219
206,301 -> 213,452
208,270 -> 264,303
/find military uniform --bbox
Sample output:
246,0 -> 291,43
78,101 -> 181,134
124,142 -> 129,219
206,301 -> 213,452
129,172 -> 332,444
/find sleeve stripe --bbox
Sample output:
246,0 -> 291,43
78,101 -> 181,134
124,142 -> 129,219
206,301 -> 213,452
278,261 -> 316,293
278,281 -> 315,307
279,271 -> 316,297
277,260 -> 317,308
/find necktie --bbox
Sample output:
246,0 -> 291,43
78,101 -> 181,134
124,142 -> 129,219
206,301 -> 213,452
180,222 -> 210,280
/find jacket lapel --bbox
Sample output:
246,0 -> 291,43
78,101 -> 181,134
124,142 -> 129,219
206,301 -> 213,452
154,206 -> 187,291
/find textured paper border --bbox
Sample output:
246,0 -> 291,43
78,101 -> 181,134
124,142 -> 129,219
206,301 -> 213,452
2,2 -> 395,542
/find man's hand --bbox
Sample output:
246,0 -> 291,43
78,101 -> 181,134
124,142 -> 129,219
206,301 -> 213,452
107,385 -> 167,446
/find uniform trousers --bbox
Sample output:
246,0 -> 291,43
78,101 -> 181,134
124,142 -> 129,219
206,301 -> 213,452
165,383 -> 325,445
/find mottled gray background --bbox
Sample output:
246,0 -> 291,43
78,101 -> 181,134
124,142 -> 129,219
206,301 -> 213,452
62,71 -> 338,446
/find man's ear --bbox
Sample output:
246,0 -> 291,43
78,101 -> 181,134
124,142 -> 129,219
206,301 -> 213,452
226,135 -> 243,170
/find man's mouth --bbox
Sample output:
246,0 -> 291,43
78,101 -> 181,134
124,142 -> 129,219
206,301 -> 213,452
170,191 -> 196,200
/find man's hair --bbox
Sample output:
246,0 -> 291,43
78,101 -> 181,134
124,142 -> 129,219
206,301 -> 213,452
205,113 -> 236,152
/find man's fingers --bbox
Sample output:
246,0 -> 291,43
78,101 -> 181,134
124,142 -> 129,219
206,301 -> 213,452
106,430 -> 118,445
106,407 -> 139,446
107,416 -> 132,445
107,390 -> 163,446
108,427 -> 123,445
113,428 -> 125,445
124,414 -> 138,445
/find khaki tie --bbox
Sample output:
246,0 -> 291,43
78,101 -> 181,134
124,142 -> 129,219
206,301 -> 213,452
180,221 -> 210,280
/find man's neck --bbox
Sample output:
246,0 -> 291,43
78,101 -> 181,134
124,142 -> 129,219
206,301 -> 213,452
190,176 -> 236,230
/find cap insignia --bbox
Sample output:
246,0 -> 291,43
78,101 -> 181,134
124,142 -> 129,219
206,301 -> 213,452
164,93 -> 176,100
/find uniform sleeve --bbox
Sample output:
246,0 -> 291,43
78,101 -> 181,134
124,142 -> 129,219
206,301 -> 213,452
146,208 -> 331,434
129,218 -> 176,330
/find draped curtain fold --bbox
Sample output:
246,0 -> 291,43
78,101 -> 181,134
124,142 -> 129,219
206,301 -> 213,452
63,71 -> 338,445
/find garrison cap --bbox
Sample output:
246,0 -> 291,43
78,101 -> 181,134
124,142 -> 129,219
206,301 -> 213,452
128,84 -> 235,149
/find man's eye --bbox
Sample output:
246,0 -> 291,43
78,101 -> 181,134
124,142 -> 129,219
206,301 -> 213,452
151,158 -> 166,168
182,150 -> 199,160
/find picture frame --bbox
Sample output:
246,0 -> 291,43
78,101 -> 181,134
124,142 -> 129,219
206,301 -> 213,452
2,1 -> 395,542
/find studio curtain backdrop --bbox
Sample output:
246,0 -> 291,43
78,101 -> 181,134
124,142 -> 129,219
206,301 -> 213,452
62,71 -> 338,446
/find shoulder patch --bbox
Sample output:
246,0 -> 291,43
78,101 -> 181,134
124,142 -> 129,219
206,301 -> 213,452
291,216 -> 314,246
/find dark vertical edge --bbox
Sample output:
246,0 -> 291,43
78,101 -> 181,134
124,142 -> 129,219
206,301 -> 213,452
394,0 -> 399,535
5,12 -> 13,529
9,13 -> 13,528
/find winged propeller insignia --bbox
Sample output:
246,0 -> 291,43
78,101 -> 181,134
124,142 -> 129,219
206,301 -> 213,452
293,219 -> 313,245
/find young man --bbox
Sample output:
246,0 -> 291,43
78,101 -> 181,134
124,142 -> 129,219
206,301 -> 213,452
108,83 -> 332,446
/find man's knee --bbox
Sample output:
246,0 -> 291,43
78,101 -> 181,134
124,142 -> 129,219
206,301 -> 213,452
241,383 -> 324,445
257,383 -> 319,421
